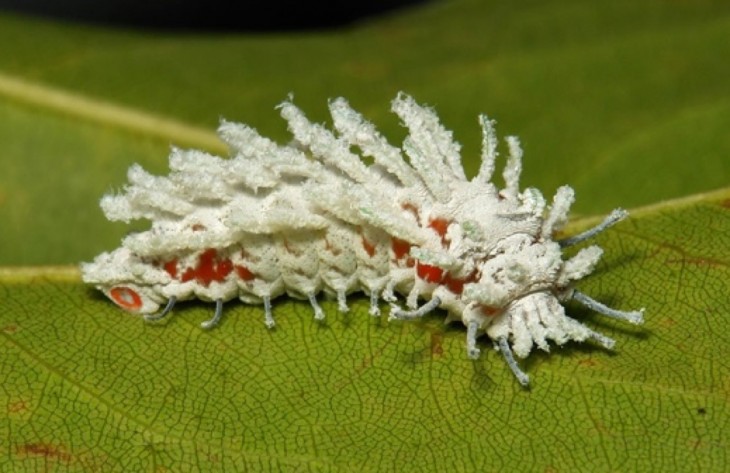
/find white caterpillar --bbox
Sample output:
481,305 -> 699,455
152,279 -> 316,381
82,93 -> 644,386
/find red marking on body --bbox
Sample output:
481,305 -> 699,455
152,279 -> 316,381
442,271 -> 478,295
401,202 -> 420,220
181,249 -> 233,286
163,259 -> 178,278
480,305 -> 501,317
109,287 -> 143,311
428,217 -> 451,246
361,237 -> 376,257
391,238 -> 411,260
191,223 -> 206,231
417,262 -> 444,283
235,264 -> 256,281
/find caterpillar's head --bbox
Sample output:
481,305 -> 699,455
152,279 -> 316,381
82,247 -> 169,314
455,226 -> 606,325
418,184 -> 603,317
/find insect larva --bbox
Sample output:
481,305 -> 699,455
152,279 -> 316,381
82,93 -> 644,386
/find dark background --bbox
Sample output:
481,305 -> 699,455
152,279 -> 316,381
0,0 -> 430,31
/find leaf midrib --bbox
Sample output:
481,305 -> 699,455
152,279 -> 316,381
0,71 -> 225,153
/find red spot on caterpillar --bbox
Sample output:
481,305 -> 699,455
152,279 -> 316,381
417,262 -> 444,283
480,305 -> 501,317
235,264 -> 256,281
163,259 -> 178,278
361,237 -> 376,257
191,223 -> 206,231
442,271 -> 478,295
391,238 -> 415,267
181,249 -> 233,286
109,287 -> 143,311
391,238 -> 411,260
428,218 -> 450,246
401,202 -> 420,220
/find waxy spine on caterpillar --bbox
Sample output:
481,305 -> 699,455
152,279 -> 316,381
82,93 -> 644,386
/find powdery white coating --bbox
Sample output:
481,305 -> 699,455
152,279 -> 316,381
82,93 -> 644,386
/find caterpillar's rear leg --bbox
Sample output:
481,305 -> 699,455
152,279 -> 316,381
144,296 -> 177,322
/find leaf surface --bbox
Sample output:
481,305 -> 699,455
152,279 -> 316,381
0,1 -> 729,470
2,190 -> 729,471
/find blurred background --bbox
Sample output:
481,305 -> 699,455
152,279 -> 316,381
0,0 -> 728,265
0,0 -> 428,31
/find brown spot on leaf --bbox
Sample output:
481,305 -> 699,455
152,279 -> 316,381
8,400 -> 28,414
718,198 -> 730,209
16,443 -> 72,463
2,324 -> 17,334
430,332 -> 444,358
658,317 -> 677,328
665,257 -> 724,268
577,359 -> 598,368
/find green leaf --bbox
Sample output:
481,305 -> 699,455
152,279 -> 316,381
1,1 -> 729,470
2,189 -> 729,471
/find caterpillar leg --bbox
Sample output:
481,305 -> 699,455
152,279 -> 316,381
382,281 -> 397,302
336,289 -> 349,313
144,296 -> 177,322
388,296 -> 441,321
572,290 -> 644,324
308,293 -> 325,321
369,291 -> 381,317
497,337 -> 530,387
263,295 -> 275,329
559,209 -> 627,247
585,327 -> 616,350
406,286 -> 420,309
466,321 -> 481,360
200,299 -> 224,329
